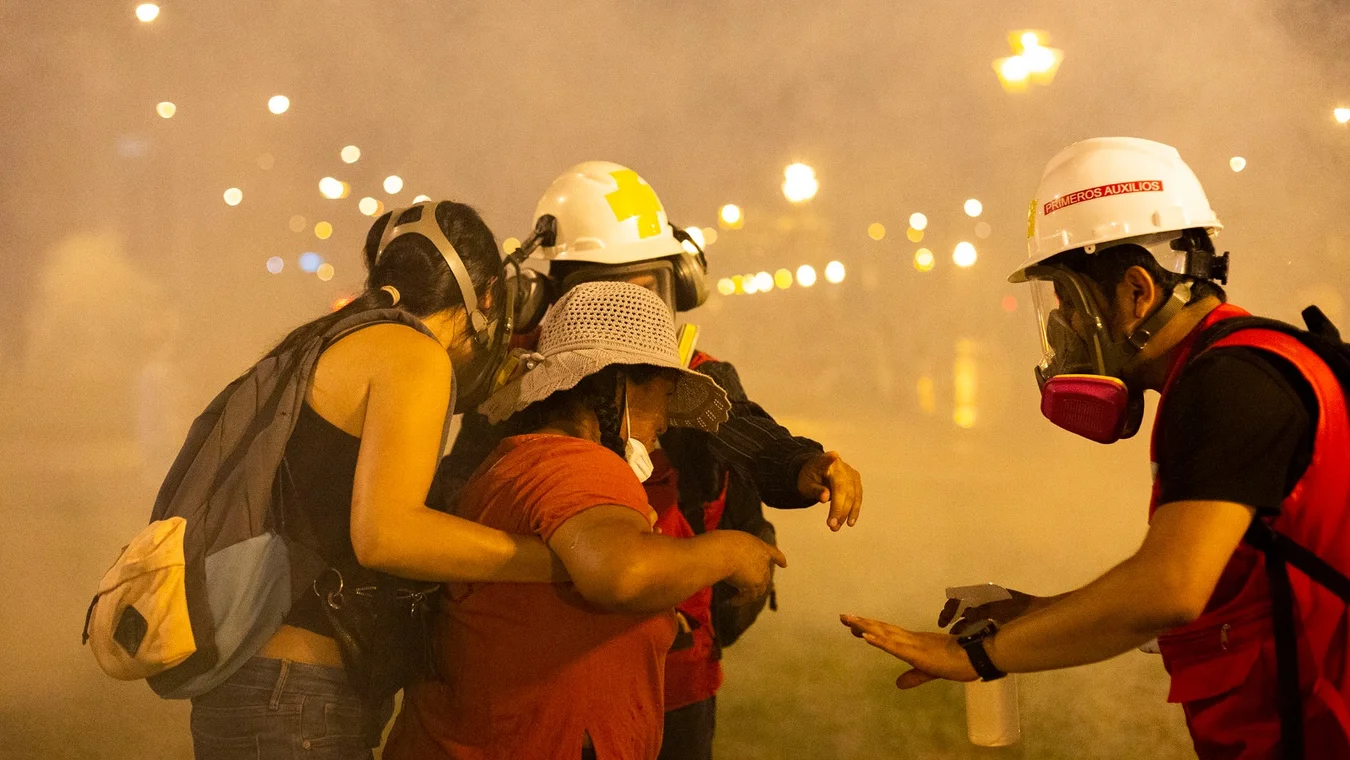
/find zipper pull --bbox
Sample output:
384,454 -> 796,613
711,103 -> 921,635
1220,623 -> 1231,650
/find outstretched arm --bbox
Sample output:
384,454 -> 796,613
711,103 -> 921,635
697,356 -> 863,529
842,499 -> 1253,687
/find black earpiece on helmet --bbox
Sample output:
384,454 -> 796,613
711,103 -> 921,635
668,224 -> 710,312
504,214 -> 559,334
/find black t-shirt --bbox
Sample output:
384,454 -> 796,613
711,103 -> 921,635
1156,346 -> 1318,514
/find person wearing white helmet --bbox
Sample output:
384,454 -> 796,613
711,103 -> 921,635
842,137 -> 1350,759
431,161 -> 863,760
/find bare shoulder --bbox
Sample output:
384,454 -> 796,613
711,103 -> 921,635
331,322 -> 451,380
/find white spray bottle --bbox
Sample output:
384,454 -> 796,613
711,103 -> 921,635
945,583 -> 1022,747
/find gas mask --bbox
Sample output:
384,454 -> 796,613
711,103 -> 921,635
556,261 -> 680,314
376,205 -> 552,413
1025,264 -> 1190,444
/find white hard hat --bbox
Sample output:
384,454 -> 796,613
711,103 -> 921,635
534,161 -> 686,265
1010,137 -> 1222,283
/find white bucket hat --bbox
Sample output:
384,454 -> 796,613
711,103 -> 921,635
478,281 -> 731,432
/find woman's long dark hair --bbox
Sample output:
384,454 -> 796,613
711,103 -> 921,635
507,364 -> 666,458
264,201 -> 504,359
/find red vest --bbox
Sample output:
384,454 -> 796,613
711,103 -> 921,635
646,449 -> 726,711
1150,304 -> 1350,759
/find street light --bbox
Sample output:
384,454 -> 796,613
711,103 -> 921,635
797,264 -> 818,287
994,29 -> 1063,92
824,261 -> 846,284
954,242 -> 978,268
782,163 -> 819,203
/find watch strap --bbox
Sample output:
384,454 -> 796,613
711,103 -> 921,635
958,622 -> 1007,681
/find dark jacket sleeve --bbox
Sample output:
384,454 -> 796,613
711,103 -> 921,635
426,411 -> 508,513
694,357 -> 824,510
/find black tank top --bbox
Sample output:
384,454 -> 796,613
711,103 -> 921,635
279,402 -> 362,637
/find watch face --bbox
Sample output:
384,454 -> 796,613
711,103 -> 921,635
958,619 -> 997,643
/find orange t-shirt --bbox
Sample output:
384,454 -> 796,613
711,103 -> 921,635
385,435 -> 677,760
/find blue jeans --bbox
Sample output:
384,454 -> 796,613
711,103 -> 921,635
190,658 -> 392,760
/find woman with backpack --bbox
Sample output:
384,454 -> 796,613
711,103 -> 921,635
185,201 -> 566,759
383,281 -> 787,760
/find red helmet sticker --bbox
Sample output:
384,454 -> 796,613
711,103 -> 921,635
1042,180 -> 1164,216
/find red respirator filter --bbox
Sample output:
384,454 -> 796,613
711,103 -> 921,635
1039,374 -> 1131,444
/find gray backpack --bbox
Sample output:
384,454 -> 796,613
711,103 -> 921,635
82,309 -> 450,699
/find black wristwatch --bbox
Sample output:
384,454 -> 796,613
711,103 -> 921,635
957,619 -> 1007,681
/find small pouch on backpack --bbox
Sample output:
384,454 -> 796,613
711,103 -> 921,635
83,517 -> 197,680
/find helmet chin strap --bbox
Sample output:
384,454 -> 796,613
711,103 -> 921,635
1106,280 -> 1193,371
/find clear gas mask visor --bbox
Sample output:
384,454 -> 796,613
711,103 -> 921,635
557,261 -> 678,313
1025,265 -> 1116,387
1023,264 -> 1146,444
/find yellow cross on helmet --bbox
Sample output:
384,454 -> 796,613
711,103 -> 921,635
533,161 -> 685,266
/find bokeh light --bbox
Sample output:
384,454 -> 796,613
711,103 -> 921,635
314,221 -> 333,240
868,223 -> 886,241
782,163 -> 819,203
743,274 -> 760,295
954,407 -> 977,429
975,222 -> 993,239
996,30 -> 1063,91
914,248 -> 936,272
796,264 -> 818,287
268,95 -> 290,115
731,275 -> 745,294
953,241 -> 978,268
319,177 -> 345,200
824,260 -> 846,284
719,204 -> 743,227
1023,45 -> 1057,75
909,212 -> 928,230
299,252 -> 323,273
701,227 -> 718,245
340,145 -> 361,164
907,227 -> 924,243
754,271 -> 774,292
384,175 -> 404,194
266,256 -> 284,274
502,237 -> 522,254
411,194 -> 431,203
1335,108 -> 1350,124
288,215 -> 307,233
358,197 -> 380,216
135,4 -> 159,22
332,296 -> 353,312
964,198 -> 984,217
316,263 -> 335,282
686,227 -> 706,248
774,269 -> 793,289
1230,156 -> 1247,172
223,187 -> 243,206
717,278 -> 736,296
1002,295 -> 1019,312
155,101 -> 176,119
997,56 -> 1030,84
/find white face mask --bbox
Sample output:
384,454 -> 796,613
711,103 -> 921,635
622,383 -> 654,483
